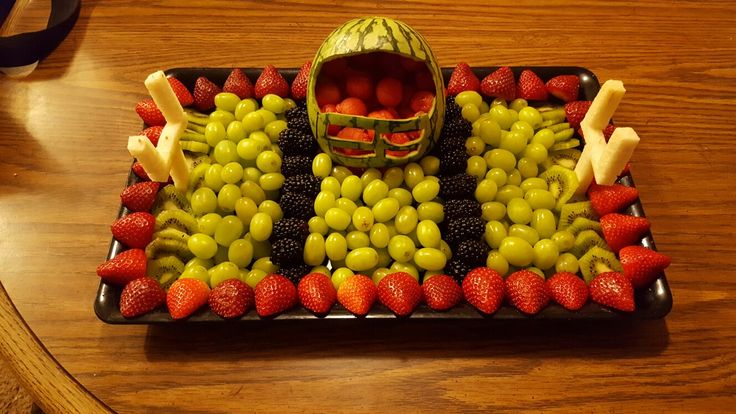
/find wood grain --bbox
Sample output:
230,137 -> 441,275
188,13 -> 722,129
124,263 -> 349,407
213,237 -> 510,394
0,0 -> 735,412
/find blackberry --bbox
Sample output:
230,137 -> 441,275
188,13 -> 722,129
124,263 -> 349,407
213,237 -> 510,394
272,217 -> 309,243
455,239 -> 490,267
282,174 -> 320,198
436,133 -> 466,153
280,192 -> 314,221
440,148 -> 468,175
445,217 -> 484,246
285,104 -> 307,122
440,118 -> 472,141
444,95 -> 462,121
270,238 -> 303,266
444,199 -> 482,221
445,259 -> 472,283
278,129 -> 316,156
439,173 -> 476,200
287,115 -> 312,134
281,155 -> 312,177
279,263 -> 311,284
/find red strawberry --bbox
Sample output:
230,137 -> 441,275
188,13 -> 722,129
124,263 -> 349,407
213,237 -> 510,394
96,248 -> 147,286
132,161 -> 149,180
480,66 -> 516,101
337,274 -> 377,316
141,125 -> 163,147
589,272 -> 635,312
223,68 -> 254,99
111,212 -> 155,249
167,77 -> 194,107
545,74 -> 579,102
422,274 -> 462,311
564,100 -> 592,129
254,274 -> 297,317
599,213 -> 651,253
545,272 -> 589,311
298,273 -> 337,315
517,69 -> 548,101
135,99 -> 165,126
377,272 -> 422,317
505,270 -> 550,315
587,182 -> 639,216
619,246 -> 671,288
462,267 -> 505,315
446,62 -> 480,95
120,181 -> 160,212
255,65 -> 289,99
290,60 -> 312,100
119,277 -> 166,318
603,123 -> 617,142
208,279 -> 254,319
410,91 -> 435,113
167,278 -> 210,320
193,76 -> 222,112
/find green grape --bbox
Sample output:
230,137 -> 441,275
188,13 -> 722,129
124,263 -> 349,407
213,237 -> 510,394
214,215 -> 244,247
509,224 -> 540,245
258,200 -> 283,221
331,166 -> 353,183
486,251 -> 509,276
311,265 -> 331,277
485,167 -> 508,187
406,228 -> 421,247
345,247 -> 379,271
264,120 -> 287,143
520,178 -> 548,193
524,189 -> 556,211
531,128 -> 555,149
417,201 -> 444,223
255,150 -> 281,173
352,206 -> 374,232
250,236 -> 272,259
481,202 -> 506,222
320,176 -> 341,197
363,179 -> 389,207
255,108 -> 277,125
489,105 -> 515,130
242,167 -> 262,183
303,233 -> 326,266
523,143 -> 548,164
249,131 -> 271,148
518,106 -> 543,128
479,100 -> 490,114
516,157 -> 538,179
416,220 -> 441,248
461,103 -> 481,122
507,169 -> 522,186
484,220 -> 507,249
511,120 -> 534,142
507,108 -> 519,124
412,179 -> 440,203
249,212 -> 272,241
385,222 -> 398,238
283,98 -> 296,111
484,148 -> 517,172
414,248 -> 446,271
527,267 -> 545,278
325,232 -> 348,261
226,121 -> 247,142
191,187 -> 218,216
252,256 -> 277,274
530,209 -> 556,239
217,184 -> 242,213
309,216 -> 329,236
241,111 -> 264,133
509,98 -> 528,112
490,98 -> 507,108
346,231 -> 370,250
389,261 -> 419,280
425,175 -> 440,183
198,213 -> 222,236
439,239 -> 453,261
555,253 -> 579,273
475,179 -> 498,203
180,264 -> 211,285
498,236 -> 534,267
403,162 -> 425,189
340,175 -> 363,201
360,168 -> 382,188
210,109 -> 236,127
372,197 -> 400,222
495,184 -> 523,205
204,164 -> 226,192
388,235 -> 416,262
188,233 -> 218,259
500,130 -> 527,155
466,155 -> 487,179
419,155 -> 440,176
213,140 -> 239,165
312,153 -> 333,178
234,99 -> 258,121
214,92 -> 240,112
228,238 -> 254,268
394,206 -> 418,234
479,118 -> 502,147
259,173 -> 284,191
455,91 -> 483,107
387,188 -> 412,207
186,257 -> 213,270
551,230 -> 575,252
331,267 -> 354,289
376,247 -> 391,267
213,244 -> 229,264
372,267 -> 391,285
369,223 -> 390,248
532,239 -> 559,270
507,198 -> 533,224
314,191 -> 336,217
208,261 -> 240,288
205,121 -> 226,147
325,207 -> 351,230
219,162 -> 243,184
240,181 -> 266,205
242,269 -> 266,288
383,167 -> 404,189
261,94 -> 285,114
236,138 -> 263,161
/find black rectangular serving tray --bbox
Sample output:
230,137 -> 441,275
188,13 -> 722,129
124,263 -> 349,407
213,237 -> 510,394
95,66 -> 672,323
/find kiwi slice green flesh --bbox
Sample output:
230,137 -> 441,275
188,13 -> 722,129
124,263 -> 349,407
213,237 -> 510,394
541,166 -> 579,211
571,230 -> 610,257
152,228 -> 190,243
567,217 -> 602,236
145,237 -> 194,261
550,138 -> 580,152
155,209 -> 199,234
152,185 -> 192,215
147,255 -> 185,288
579,246 -> 623,284
558,201 -> 598,230
180,140 -> 210,154
544,149 -> 582,171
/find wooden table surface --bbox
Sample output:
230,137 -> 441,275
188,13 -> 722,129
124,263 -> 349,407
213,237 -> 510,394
1,0 -> 735,412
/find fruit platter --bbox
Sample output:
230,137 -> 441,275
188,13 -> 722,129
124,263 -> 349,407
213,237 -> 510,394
95,17 -> 672,323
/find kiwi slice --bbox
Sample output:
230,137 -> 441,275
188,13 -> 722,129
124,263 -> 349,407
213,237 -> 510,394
152,227 -> 190,243
152,185 -> 192,215
566,217 -> 602,236
558,201 -> 599,230
549,138 -> 580,152
544,149 -> 582,171
571,230 -> 610,257
540,166 -> 579,211
185,109 -> 210,126
190,154 -> 212,168
147,255 -> 185,288
181,130 -> 207,143
549,122 -> 571,133
540,107 -> 566,124
187,161 -> 211,191
180,140 -> 210,154
578,246 -> 623,284
144,237 -> 194,261
155,209 -> 199,234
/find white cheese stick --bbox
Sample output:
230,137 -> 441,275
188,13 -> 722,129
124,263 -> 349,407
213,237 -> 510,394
127,135 -> 170,181
169,142 -> 190,192
144,70 -> 186,124
574,147 -> 594,195
592,127 -> 640,185
156,122 -> 187,166
583,80 -> 626,130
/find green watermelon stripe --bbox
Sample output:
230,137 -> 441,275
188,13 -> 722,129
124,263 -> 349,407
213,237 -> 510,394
334,18 -> 366,52
379,18 -> 402,54
393,22 -> 419,59
398,20 -> 431,61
